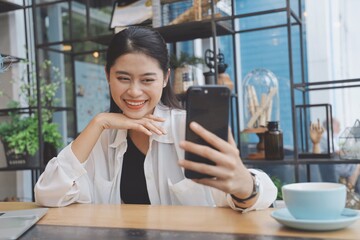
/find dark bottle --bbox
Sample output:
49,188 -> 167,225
264,121 -> 284,160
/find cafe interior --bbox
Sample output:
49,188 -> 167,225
1,0 -> 360,239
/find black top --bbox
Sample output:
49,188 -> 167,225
120,136 -> 150,204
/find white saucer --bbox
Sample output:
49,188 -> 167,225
271,208 -> 360,231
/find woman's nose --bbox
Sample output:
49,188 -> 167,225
127,82 -> 143,96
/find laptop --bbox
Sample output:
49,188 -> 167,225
0,208 -> 48,240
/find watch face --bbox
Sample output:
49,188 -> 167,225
248,173 -> 260,197
253,175 -> 260,194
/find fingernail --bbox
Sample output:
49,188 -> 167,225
190,122 -> 199,128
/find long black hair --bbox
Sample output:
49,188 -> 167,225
105,26 -> 182,113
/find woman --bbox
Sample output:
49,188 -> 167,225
35,26 -> 277,212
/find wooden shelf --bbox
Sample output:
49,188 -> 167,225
156,20 -> 233,43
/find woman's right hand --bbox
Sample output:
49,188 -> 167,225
72,112 -> 166,163
95,112 -> 167,136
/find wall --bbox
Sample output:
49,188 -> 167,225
0,11 -> 17,200
306,0 -> 360,130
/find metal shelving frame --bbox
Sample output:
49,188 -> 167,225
3,0 -> 358,192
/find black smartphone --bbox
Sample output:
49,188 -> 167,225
184,85 -> 230,179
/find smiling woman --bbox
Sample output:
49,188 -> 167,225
107,53 -> 168,119
34,26 -> 277,212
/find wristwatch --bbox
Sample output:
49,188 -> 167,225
231,173 -> 260,204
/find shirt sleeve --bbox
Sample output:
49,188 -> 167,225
34,142 -> 93,207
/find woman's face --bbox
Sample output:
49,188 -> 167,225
106,52 -> 168,119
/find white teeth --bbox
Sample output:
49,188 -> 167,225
126,100 -> 145,106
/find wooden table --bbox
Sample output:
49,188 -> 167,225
1,202 -> 359,239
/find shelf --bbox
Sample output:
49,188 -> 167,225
244,159 -> 296,165
0,54 -> 22,72
0,1 -> 23,13
0,165 -> 41,171
0,106 -> 74,117
0,107 -> 32,116
0,53 -> 22,64
294,78 -> 360,91
92,20 -> 233,46
156,20 -> 233,43
299,158 -> 360,164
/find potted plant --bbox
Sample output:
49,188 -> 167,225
271,176 -> 284,200
0,60 -> 65,167
170,52 -> 203,94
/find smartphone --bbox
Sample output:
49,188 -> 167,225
184,85 -> 230,179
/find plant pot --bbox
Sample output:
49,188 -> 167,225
2,140 -> 30,168
1,140 -> 55,168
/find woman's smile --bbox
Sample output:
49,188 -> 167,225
124,99 -> 147,110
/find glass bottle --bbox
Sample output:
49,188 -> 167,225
264,121 -> 284,160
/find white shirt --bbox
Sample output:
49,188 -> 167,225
35,104 -> 277,212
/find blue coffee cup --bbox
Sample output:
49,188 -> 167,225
282,182 -> 346,220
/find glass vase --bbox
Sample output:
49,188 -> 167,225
242,68 -> 280,130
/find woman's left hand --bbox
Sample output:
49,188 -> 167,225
178,122 -> 254,199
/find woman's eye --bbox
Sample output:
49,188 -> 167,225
143,79 -> 155,83
117,76 -> 130,81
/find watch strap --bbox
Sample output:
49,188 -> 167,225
231,173 -> 258,204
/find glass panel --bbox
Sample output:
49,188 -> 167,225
69,1 -> 87,40
234,0 -> 286,15
71,40 -> 108,55
34,2 -> 71,44
234,1 -> 300,32
291,25 -> 303,85
88,2 -> 113,37
235,12 -> 287,32
68,1 -> 112,41
289,0 -> 300,17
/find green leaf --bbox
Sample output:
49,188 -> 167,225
271,176 -> 284,200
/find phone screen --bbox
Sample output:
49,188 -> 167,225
184,85 -> 230,179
